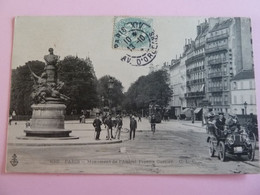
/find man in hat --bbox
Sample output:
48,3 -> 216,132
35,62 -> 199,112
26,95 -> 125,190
226,113 -> 241,133
215,112 -> 226,131
115,115 -> 123,139
129,116 -> 137,140
105,115 -> 114,140
207,113 -> 217,137
93,114 -> 102,140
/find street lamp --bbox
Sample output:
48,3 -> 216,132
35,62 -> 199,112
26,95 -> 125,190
108,77 -> 114,114
101,96 -> 105,112
244,101 -> 248,115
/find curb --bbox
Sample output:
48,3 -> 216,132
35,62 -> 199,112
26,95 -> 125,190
8,140 -> 123,147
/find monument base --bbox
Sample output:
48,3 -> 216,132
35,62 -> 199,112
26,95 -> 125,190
24,128 -> 72,137
24,103 -> 73,138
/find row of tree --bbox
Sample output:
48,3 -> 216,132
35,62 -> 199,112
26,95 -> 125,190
10,56 -> 172,116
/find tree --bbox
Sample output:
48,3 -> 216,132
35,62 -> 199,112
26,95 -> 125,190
97,75 -> 125,111
57,56 -> 98,114
123,69 -> 172,113
10,61 -> 45,115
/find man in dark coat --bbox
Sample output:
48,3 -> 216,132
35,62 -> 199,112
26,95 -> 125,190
215,112 -> 226,131
129,116 -> 137,140
93,114 -> 102,140
105,115 -> 114,140
115,115 -> 123,139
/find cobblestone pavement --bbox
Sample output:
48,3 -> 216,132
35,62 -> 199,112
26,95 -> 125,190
5,118 -> 260,174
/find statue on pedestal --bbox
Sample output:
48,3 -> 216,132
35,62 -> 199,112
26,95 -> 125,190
21,48 -> 76,139
29,48 -> 69,104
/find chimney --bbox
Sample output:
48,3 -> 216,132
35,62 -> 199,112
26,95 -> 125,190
197,25 -> 202,36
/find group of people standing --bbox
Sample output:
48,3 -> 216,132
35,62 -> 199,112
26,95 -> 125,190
92,114 -> 138,141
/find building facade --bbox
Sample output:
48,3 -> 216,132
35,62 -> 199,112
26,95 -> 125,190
205,17 -> 253,113
165,17 -> 254,119
230,70 -> 257,115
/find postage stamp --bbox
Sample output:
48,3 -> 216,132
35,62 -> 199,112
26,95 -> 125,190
113,17 -> 158,66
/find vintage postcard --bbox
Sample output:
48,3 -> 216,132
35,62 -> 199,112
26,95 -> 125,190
6,16 -> 260,174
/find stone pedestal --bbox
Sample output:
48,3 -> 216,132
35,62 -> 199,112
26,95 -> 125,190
24,104 -> 72,138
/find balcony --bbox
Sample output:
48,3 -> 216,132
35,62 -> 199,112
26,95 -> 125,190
208,58 -> 227,65
213,101 -> 222,105
208,71 -> 227,78
208,87 -> 223,92
206,33 -> 229,43
186,79 -> 205,86
205,44 -> 228,54
185,53 -> 205,65
187,66 -> 204,75
185,91 -> 205,98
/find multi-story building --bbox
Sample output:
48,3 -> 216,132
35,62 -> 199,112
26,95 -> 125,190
166,17 -> 254,119
205,17 -> 253,113
185,21 -> 209,119
230,70 -> 257,115
165,42 -> 191,118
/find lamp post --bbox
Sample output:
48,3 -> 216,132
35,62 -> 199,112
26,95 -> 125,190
101,96 -> 104,113
108,77 -> 114,114
244,101 -> 248,115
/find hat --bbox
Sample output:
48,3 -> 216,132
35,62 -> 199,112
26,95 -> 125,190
207,113 -> 215,118
228,112 -> 236,117
218,112 -> 224,116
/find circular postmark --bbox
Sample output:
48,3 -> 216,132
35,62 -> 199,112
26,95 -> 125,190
113,17 -> 158,66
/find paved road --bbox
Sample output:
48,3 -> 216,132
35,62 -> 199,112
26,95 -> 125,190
6,118 -> 260,174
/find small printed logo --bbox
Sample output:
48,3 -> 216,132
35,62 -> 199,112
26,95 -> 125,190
10,154 -> 19,167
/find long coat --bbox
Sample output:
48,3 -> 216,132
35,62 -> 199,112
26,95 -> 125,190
130,119 -> 137,130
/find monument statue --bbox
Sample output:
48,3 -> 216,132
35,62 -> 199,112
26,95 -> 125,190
29,48 -> 69,104
22,48 -> 76,139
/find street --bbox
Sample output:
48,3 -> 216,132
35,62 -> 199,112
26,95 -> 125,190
6,118 -> 260,174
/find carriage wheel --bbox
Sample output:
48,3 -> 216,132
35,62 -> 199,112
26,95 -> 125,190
249,132 -> 256,149
248,140 -> 256,161
209,140 -> 215,157
218,141 -> 226,162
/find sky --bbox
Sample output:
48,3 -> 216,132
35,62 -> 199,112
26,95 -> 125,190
11,16 -> 204,91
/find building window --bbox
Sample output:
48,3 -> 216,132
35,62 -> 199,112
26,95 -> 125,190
240,95 -> 244,104
233,82 -> 237,89
240,81 -> 244,89
250,95 -> 253,104
249,80 -> 253,89
234,95 -> 237,104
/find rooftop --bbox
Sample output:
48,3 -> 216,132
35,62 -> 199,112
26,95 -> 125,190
210,18 -> 233,32
232,69 -> 255,80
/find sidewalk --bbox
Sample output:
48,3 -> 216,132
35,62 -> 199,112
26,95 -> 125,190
181,120 -> 205,129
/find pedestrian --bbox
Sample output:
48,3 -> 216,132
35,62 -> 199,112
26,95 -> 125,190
102,114 -> 107,128
105,115 -> 114,140
115,115 -> 123,139
138,114 -> 142,122
93,114 -> 102,140
9,115 -> 12,125
129,116 -> 137,140
25,120 -> 30,128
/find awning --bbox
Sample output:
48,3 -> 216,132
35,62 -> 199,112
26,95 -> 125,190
181,108 -> 190,114
194,107 -> 202,114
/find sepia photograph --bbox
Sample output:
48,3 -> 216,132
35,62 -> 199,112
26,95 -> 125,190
6,16 -> 260,174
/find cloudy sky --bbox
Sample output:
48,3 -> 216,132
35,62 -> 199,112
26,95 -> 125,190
11,16 -> 204,91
